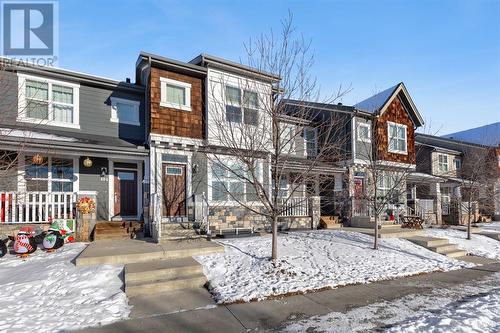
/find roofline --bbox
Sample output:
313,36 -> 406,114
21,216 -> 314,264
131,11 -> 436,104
415,142 -> 462,155
415,133 -> 493,149
189,53 -> 281,82
374,82 -> 424,127
0,56 -> 144,93
284,100 -> 372,117
137,52 -> 207,77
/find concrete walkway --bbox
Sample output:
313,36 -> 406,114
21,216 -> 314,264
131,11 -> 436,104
76,257 -> 500,333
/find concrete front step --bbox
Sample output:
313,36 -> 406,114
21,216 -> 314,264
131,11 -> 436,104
125,257 -> 202,284
406,236 -> 468,258
75,239 -> 224,266
406,236 -> 450,248
442,249 -> 468,258
428,244 -> 459,254
125,273 -> 206,297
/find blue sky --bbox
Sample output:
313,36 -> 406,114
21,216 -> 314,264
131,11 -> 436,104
58,0 -> 499,134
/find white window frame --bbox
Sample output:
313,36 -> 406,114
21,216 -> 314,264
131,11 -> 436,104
224,85 -> 260,126
387,121 -> 407,155
110,97 -> 141,126
19,154 -> 79,193
454,157 -> 461,170
160,77 -> 191,111
303,127 -> 318,157
17,73 -> 80,129
357,122 -> 371,143
208,157 -> 263,204
438,153 -> 449,172
281,124 -> 295,154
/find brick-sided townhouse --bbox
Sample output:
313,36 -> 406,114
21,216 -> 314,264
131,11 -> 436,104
416,122 -> 500,224
0,59 -> 148,239
286,83 -> 426,226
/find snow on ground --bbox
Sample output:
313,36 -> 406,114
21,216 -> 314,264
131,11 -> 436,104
195,230 -> 473,304
281,272 -> 500,333
424,228 -> 500,261
0,243 -> 130,333
386,289 -> 500,333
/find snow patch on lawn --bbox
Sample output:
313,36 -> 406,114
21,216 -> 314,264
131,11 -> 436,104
0,243 -> 130,333
195,230 -> 472,304
386,289 -> 500,333
425,228 -> 500,261
281,272 -> 500,333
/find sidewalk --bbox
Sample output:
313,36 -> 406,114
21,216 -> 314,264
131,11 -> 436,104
76,258 -> 500,333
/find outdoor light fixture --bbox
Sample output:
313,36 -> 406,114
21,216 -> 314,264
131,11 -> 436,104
83,157 -> 93,168
100,167 -> 108,178
32,154 -> 44,165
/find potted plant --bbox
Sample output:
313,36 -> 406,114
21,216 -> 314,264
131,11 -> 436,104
76,197 -> 96,241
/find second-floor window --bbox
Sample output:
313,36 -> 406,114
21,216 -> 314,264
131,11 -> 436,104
18,74 -> 80,129
225,86 -> 259,125
438,154 -> 449,172
110,97 -> 140,126
281,124 -> 295,154
357,123 -> 371,142
387,122 -> 407,154
304,127 -> 317,157
455,158 -> 461,170
160,77 -> 191,111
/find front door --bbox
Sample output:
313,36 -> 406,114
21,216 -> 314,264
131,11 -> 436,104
114,170 -> 138,217
162,163 -> 186,217
353,178 -> 365,215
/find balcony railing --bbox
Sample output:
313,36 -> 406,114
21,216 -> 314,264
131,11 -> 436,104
0,191 -> 76,223
278,197 -> 310,217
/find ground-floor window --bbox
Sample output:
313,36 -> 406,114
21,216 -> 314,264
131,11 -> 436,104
210,159 -> 262,203
25,155 -> 74,192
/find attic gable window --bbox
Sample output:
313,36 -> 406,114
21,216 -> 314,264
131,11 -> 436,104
160,77 -> 191,111
387,122 -> 407,154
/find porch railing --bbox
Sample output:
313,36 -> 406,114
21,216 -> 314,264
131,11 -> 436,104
278,197 -> 310,217
0,191 -> 76,223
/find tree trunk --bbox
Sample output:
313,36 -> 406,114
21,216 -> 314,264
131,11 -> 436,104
467,202 -> 472,240
373,213 -> 379,250
271,214 -> 278,260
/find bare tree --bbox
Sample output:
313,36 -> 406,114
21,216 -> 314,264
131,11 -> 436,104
353,119 -> 423,249
204,13 -> 351,260
458,145 -> 497,239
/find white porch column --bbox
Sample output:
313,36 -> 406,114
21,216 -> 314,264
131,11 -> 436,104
433,182 -> 442,225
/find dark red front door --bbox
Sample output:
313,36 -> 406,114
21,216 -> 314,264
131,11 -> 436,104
114,170 -> 137,217
162,164 -> 186,217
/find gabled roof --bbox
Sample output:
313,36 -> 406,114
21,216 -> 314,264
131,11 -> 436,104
354,82 -> 425,127
442,122 -> 500,147
354,84 -> 399,113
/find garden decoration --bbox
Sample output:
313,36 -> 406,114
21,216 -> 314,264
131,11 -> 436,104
0,234 -> 8,258
43,220 -> 75,252
13,227 -> 38,258
77,197 -> 96,214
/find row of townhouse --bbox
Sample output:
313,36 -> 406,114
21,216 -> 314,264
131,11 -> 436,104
0,52 -> 498,241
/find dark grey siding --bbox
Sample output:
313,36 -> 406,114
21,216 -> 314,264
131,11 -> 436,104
192,152 -> 208,196
0,70 -> 146,145
354,117 -> 372,160
78,157 -> 109,220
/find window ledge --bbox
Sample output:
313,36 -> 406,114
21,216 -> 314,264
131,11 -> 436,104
110,118 -> 141,126
17,117 -> 81,129
388,149 -> 408,155
160,101 -> 192,112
